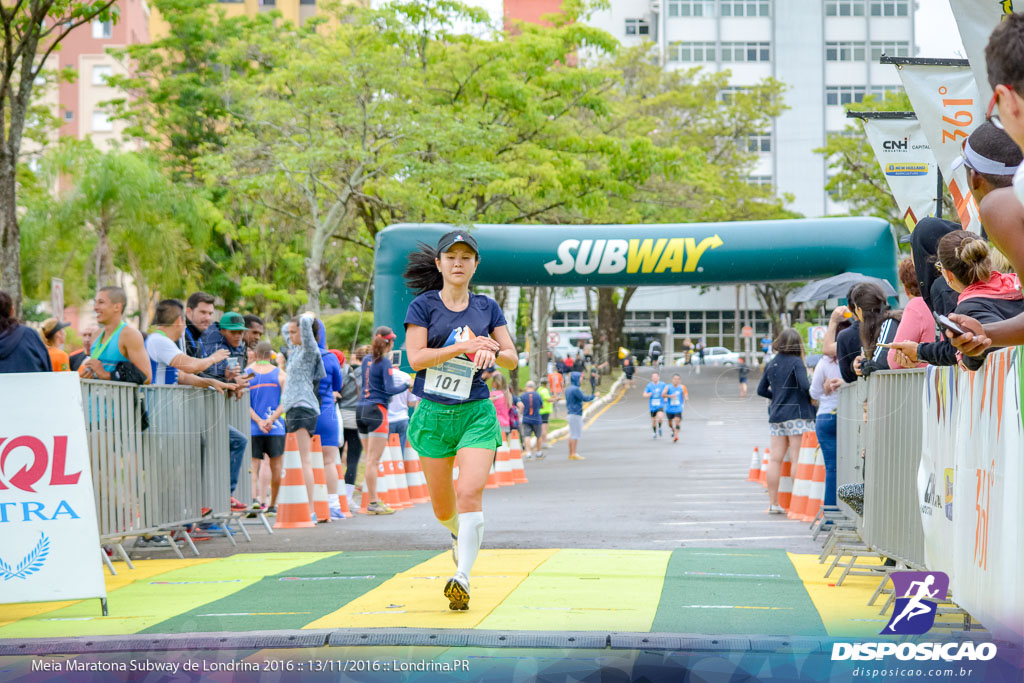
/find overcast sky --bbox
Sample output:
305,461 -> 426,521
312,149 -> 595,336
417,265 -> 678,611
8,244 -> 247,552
914,0 -> 967,57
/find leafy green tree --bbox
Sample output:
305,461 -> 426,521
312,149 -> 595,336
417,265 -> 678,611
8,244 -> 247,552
21,140 -> 220,326
0,0 -> 121,315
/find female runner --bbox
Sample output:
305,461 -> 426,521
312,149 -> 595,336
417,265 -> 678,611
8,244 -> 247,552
404,230 -> 517,610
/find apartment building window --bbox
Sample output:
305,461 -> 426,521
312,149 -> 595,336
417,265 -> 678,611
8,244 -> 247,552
825,85 -> 867,105
92,64 -> 112,85
870,40 -> 910,60
747,175 -> 773,187
63,110 -> 74,121
869,84 -> 905,99
719,86 -> 752,103
746,134 -> 771,153
300,0 -> 315,5
91,19 -> 112,39
719,0 -> 771,17
825,0 -> 865,16
869,0 -> 910,16
720,41 -> 771,62
92,110 -> 113,132
667,41 -> 716,62
625,18 -> 651,36
825,41 -> 866,61
667,0 -> 715,16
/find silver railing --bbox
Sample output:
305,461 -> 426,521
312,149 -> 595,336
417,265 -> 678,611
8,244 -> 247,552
861,369 -> 926,568
835,378 -> 867,524
82,380 -> 259,555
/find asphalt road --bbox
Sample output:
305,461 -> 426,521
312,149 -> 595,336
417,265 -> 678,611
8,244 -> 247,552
184,364 -> 821,558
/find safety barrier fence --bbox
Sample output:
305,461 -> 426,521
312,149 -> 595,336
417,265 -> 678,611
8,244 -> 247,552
81,381 -> 255,561
832,348 -> 1024,642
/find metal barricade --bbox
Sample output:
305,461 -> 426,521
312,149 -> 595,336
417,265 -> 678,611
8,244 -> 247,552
835,378 -> 868,524
81,381 -> 244,541
861,369 -> 926,568
226,393 -> 253,507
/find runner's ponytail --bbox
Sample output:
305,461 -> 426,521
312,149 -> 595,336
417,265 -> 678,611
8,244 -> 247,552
403,242 -> 444,294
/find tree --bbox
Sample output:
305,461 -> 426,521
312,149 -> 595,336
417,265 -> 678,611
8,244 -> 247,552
21,140 -> 219,326
0,0 -> 120,315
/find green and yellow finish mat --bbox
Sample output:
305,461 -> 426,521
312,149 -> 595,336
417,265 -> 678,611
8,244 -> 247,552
0,549 -> 898,639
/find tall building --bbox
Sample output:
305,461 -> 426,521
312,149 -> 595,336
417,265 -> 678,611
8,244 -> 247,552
582,0 -> 915,218
151,0 -> 367,39
55,0 -> 151,148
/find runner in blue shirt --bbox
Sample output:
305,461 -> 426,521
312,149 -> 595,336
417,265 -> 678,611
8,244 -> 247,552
404,230 -> 517,612
643,372 -> 667,439
661,374 -> 689,443
516,381 -> 545,459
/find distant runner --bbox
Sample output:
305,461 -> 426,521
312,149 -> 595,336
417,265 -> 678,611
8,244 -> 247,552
648,339 -> 662,369
644,372 -> 667,439
661,374 -> 688,443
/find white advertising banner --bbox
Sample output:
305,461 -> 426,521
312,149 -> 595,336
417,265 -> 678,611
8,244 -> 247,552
947,0 -> 1015,104
920,348 -> 1024,642
918,365 -> 958,578
0,373 -> 106,608
950,348 -> 1024,643
896,63 -> 983,234
861,117 -> 939,229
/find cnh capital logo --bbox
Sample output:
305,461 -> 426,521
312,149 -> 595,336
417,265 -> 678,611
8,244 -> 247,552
0,436 -> 80,493
883,137 -> 909,151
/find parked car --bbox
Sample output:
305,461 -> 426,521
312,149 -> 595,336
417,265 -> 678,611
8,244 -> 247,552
701,346 -> 742,366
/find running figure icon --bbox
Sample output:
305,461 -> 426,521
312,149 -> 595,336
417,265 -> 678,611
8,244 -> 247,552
887,575 -> 939,632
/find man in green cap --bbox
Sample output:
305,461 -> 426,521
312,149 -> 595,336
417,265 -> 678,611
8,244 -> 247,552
202,311 -> 249,383
201,309 -> 252,512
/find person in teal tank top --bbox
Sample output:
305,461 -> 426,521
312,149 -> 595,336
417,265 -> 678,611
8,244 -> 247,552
77,286 -> 151,383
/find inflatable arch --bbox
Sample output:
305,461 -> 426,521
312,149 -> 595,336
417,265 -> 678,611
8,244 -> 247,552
374,217 -> 898,349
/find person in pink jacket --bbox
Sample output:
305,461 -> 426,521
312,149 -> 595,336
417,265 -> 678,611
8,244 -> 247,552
888,257 -> 936,369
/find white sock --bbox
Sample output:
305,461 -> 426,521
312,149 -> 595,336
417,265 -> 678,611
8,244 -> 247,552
455,511 -> 484,582
439,513 -> 459,536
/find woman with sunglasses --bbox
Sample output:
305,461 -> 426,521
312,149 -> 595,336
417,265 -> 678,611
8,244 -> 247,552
403,230 -> 517,611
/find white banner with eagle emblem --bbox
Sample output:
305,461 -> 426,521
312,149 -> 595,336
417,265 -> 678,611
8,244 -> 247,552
0,372 -> 106,608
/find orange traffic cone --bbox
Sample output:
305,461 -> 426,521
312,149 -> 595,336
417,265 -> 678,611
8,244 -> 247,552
334,464 -> 352,518
778,455 -> 794,510
379,448 -> 397,509
274,433 -> 315,529
403,445 -> 430,503
310,436 -> 330,523
802,445 -> 826,522
758,448 -> 769,486
509,430 -> 528,484
788,432 -> 818,521
388,434 -> 412,510
496,435 -> 514,486
747,447 -> 761,482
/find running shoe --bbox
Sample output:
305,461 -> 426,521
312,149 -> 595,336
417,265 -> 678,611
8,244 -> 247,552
444,574 -> 470,611
265,506 -> 277,516
652,433 -> 657,440
523,453 -> 534,460
658,427 -> 662,437
329,507 -> 346,520
673,434 -> 679,443
230,497 -> 247,512
568,454 -> 586,460
534,451 -> 545,460
450,533 -> 458,566
366,501 -> 395,515
767,505 -> 784,514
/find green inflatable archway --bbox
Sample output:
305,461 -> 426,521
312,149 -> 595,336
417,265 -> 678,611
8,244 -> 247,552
374,217 -> 898,350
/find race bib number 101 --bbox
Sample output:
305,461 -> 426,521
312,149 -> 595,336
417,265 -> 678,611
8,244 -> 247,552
424,358 -> 475,401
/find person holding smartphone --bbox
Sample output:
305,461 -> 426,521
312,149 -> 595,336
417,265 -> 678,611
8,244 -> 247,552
896,231 -> 1023,370
403,230 -> 517,612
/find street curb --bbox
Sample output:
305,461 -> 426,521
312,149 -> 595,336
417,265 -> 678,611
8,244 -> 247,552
3,629 -> 1010,655
545,373 -> 627,443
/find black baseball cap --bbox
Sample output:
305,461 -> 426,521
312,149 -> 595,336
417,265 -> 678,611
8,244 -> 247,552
436,230 -> 479,255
